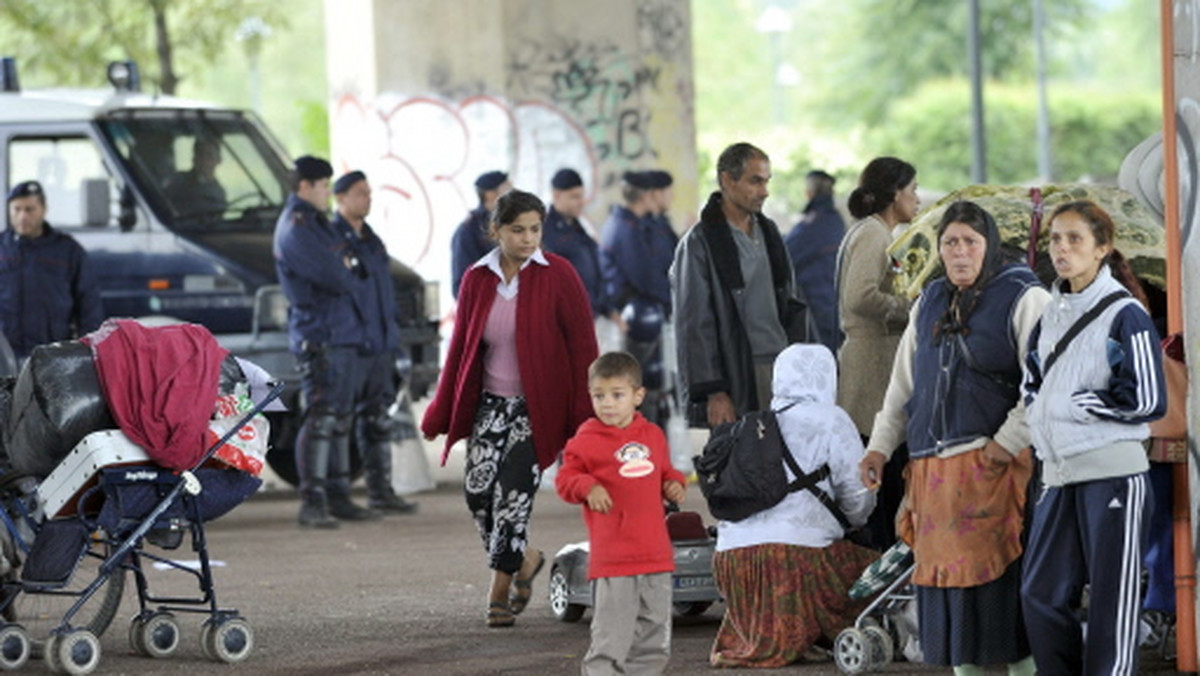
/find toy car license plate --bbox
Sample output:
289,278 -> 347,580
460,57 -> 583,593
673,575 -> 714,590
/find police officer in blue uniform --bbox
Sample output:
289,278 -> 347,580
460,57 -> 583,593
600,171 -> 679,425
540,168 -> 613,319
645,169 -> 676,236
274,157 -> 377,528
331,170 -> 419,517
1,180 -> 103,364
450,170 -> 510,299
785,170 -> 845,353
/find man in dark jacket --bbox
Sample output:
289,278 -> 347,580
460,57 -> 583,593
450,170 -> 509,298
671,143 -> 801,428
785,170 -> 845,354
274,157 -> 378,528
1,180 -> 103,363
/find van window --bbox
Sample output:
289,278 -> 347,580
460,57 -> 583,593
7,137 -> 110,228
99,111 -> 288,232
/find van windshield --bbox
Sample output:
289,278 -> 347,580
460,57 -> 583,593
99,110 -> 289,231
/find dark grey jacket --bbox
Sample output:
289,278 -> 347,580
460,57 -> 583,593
670,191 -> 802,426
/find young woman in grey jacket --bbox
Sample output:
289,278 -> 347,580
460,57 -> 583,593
1020,200 -> 1166,676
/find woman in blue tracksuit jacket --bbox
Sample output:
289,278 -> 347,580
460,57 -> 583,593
1020,200 -> 1166,676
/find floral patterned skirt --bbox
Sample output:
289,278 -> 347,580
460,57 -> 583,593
464,392 -> 541,575
710,541 -> 877,668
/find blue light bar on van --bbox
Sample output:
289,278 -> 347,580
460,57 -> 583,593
1,57 -> 18,93
106,61 -> 141,93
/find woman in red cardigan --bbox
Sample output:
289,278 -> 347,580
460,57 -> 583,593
422,189 -> 598,628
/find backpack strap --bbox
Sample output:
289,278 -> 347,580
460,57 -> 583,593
779,452 -> 853,531
1040,290 -> 1129,377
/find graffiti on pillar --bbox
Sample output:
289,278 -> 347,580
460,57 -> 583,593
330,93 -> 599,298
506,35 -> 662,178
637,0 -> 688,61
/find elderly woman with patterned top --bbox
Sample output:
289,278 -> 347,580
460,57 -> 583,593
860,201 -> 1048,676
421,189 -> 599,628
835,156 -> 918,550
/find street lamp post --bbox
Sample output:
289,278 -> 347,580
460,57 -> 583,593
235,17 -> 272,114
756,5 -> 794,126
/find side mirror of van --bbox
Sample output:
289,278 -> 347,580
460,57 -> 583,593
81,179 -> 110,227
118,185 -> 137,232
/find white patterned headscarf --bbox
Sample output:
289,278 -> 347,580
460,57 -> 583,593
769,343 -> 860,484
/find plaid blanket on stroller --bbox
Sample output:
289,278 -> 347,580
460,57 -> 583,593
849,540 -> 913,600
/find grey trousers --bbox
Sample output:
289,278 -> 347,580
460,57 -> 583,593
582,572 -> 672,675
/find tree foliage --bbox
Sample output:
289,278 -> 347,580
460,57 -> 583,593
0,0 -> 288,94
810,0 -> 1094,125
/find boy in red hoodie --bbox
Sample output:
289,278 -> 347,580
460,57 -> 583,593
557,351 -> 687,675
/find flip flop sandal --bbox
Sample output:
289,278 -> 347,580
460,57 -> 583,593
508,549 -> 545,615
486,601 -> 515,628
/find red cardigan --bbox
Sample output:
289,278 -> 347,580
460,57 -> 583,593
421,253 -> 598,470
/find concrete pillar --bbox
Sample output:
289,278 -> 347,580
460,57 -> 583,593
324,0 -> 697,300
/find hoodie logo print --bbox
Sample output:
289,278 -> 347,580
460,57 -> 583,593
616,442 -> 654,478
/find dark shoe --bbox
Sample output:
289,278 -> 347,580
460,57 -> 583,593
368,491 -> 419,515
328,497 -> 381,522
508,549 -> 545,615
298,499 -> 339,529
486,601 -> 515,628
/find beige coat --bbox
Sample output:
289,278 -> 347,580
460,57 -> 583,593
835,215 -> 911,435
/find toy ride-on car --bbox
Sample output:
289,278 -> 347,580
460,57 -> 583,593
547,509 -> 721,622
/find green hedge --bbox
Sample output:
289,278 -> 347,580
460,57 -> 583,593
869,80 -> 1160,190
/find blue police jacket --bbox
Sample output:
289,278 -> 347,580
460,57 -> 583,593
600,205 -> 677,315
905,265 -> 1041,459
450,205 -> 493,299
785,194 -> 845,353
274,194 -> 380,354
542,206 -> 609,317
332,212 -> 400,356
0,223 -> 103,360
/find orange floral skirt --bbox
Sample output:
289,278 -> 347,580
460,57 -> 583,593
898,447 -> 1033,588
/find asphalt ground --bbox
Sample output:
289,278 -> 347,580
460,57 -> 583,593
20,478 -> 1182,676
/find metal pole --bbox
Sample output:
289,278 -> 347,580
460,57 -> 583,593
967,0 -> 986,183
1034,0 -> 1052,181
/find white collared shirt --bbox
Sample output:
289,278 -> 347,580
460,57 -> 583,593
471,247 -> 550,299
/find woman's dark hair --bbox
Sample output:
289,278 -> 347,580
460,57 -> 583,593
490,189 -> 546,228
933,201 -> 1007,339
1046,200 -> 1149,307
847,156 -> 916,219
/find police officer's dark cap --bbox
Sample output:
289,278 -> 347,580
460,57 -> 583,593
333,170 -> 367,195
6,180 -> 44,203
623,171 -> 654,190
293,155 -> 333,182
474,171 -> 508,191
551,169 -> 583,191
807,169 -> 836,184
645,170 -> 673,189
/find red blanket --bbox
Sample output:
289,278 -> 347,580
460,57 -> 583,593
85,319 -> 228,471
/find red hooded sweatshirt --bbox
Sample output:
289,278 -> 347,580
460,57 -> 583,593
556,413 -> 686,580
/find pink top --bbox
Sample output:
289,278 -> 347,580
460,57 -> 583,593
482,293 -> 523,397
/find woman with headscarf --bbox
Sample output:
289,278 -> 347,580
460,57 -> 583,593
709,343 -> 877,668
860,201 -> 1048,676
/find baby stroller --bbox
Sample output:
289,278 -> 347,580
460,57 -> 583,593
834,541 -> 920,674
0,373 -> 281,675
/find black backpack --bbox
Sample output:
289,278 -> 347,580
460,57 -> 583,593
693,403 -> 852,527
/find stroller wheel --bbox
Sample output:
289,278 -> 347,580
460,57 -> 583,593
863,625 -> 893,668
45,630 -> 100,675
0,623 -> 29,670
202,616 -> 254,663
132,612 -> 180,659
834,627 -> 871,674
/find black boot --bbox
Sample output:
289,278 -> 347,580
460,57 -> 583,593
327,419 -> 380,522
298,492 -> 339,529
362,439 -> 419,515
297,416 -> 339,529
